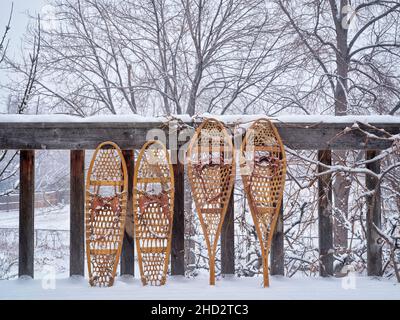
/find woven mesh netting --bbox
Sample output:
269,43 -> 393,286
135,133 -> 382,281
85,142 -> 127,287
240,119 -> 286,286
133,141 -> 174,286
187,118 -> 235,284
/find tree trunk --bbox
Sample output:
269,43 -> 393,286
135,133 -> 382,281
186,62 -> 203,116
332,152 -> 350,251
330,0 -> 351,253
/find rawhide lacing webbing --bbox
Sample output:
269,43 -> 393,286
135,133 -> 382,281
240,119 -> 286,287
85,141 -> 127,287
133,140 -> 174,286
187,118 -> 235,285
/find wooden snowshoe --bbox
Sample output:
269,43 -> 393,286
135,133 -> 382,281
85,141 -> 128,287
187,118 -> 235,285
240,119 -> 286,287
133,140 -> 174,286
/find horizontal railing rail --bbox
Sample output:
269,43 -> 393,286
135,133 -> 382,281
0,115 -> 399,150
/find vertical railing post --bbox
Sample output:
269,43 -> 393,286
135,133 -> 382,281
19,150 -> 35,278
318,150 -> 333,277
270,199 -> 284,275
121,150 -> 135,276
221,191 -> 235,275
171,160 -> 185,275
366,150 -> 382,276
70,150 -> 85,277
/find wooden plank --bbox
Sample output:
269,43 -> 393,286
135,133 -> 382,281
70,150 -> 85,276
366,150 -> 382,276
221,191 -> 235,275
270,200 -> 284,276
318,150 -> 334,277
19,150 -> 35,278
120,150 -> 135,276
171,161 -> 185,275
0,121 -> 398,150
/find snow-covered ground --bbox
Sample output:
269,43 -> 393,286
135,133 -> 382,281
1,205 -> 399,299
0,205 -> 69,230
0,206 -> 70,279
0,274 -> 398,300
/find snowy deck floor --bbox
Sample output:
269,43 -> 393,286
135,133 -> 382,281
0,275 -> 398,300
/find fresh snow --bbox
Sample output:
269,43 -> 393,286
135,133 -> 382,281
200,113 -> 400,124
1,207 -> 400,299
2,206 -> 398,299
0,205 -> 69,230
0,113 -> 399,124
0,114 -> 192,123
0,274 -> 398,300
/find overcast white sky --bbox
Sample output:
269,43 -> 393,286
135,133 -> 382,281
1,0 -> 46,56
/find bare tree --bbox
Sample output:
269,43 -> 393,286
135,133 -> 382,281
274,0 -> 400,267
0,11 -> 42,200
0,3 -> 13,66
0,4 -> 17,198
30,0 -> 293,117
3,0 -> 400,281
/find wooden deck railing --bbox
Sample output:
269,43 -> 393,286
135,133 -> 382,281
1,115 -> 399,279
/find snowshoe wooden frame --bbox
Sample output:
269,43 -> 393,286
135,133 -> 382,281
187,118 -> 235,285
133,140 -> 175,286
240,119 -> 286,287
85,141 -> 128,287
